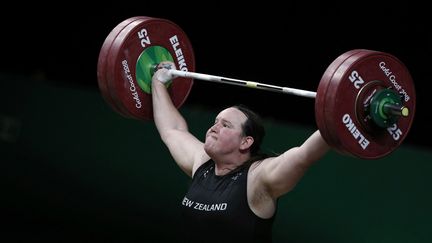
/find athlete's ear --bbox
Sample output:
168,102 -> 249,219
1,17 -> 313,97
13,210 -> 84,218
240,136 -> 254,150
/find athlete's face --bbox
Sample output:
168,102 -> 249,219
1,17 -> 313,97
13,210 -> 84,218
204,107 -> 248,156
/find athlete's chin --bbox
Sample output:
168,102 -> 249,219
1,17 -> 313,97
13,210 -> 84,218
204,143 -> 216,156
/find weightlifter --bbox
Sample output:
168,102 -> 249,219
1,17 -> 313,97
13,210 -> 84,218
151,61 -> 330,242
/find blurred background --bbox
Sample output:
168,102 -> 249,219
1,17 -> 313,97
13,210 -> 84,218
1,1 -> 431,242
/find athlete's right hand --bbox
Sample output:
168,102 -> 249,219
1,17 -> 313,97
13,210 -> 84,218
153,61 -> 176,83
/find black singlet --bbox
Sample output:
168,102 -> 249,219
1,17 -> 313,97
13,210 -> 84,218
179,160 -> 275,243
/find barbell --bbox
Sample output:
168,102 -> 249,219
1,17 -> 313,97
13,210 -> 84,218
96,16 -> 416,160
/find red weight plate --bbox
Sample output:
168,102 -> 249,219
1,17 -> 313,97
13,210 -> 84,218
315,49 -> 367,149
104,17 -> 153,119
105,16 -> 195,120
97,16 -> 147,118
324,50 -> 415,159
320,49 -> 372,155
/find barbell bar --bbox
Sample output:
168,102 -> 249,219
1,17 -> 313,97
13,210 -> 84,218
166,69 -> 317,98
159,68 -> 408,119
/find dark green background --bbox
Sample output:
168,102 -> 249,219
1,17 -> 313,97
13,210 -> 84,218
2,75 -> 431,242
